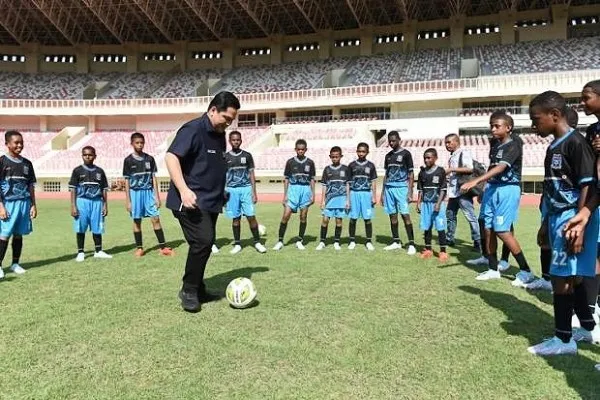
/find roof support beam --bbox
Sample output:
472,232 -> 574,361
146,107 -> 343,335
236,0 -> 283,36
395,0 -> 418,21
30,0 -> 90,45
132,0 -> 187,43
345,0 -> 374,27
291,0 -> 331,32
181,0 -> 227,39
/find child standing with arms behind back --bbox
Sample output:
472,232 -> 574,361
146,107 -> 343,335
348,142 -> 377,251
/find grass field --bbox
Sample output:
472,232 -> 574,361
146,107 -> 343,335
0,199 -> 599,399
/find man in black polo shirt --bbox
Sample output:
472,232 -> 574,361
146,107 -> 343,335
165,91 -> 241,312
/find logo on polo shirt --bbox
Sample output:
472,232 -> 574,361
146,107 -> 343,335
96,173 -> 101,181
241,157 -> 246,164
551,154 -> 562,169
208,149 -> 216,154
433,176 -> 439,183
23,166 -> 29,175
145,162 -> 151,169
365,167 -> 370,174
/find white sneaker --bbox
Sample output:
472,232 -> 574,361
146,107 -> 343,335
211,244 -> 220,254
93,251 -> 112,259
406,245 -> 417,255
230,244 -> 242,255
10,263 -> 26,274
315,242 -> 326,251
527,336 -> 577,356
296,241 -> 305,250
572,314 -> 581,329
498,260 -> 510,272
75,252 -> 85,262
525,278 -> 553,291
333,243 -> 341,251
0,267 -> 4,279
512,271 -> 536,288
254,243 -> 267,253
384,242 -> 401,251
467,256 -> 488,266
365,242 -> 375,251
573,326 -> 600,343
272,241 -> 284,251
348,241 -> 356,250
476,269 -> 501,281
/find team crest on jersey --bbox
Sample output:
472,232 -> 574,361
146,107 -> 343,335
496,149 -> 503,158
340,171 -> 346,177
365,167 -> 370,174
551,154 -> 562,169
241,157 -> 246,164
23,166 -> 29,175
433,176 -> 439,184
304,165 -> 310,172
96,173 -> 101,181
396,155 -> 403,162
145,162 -> 151,169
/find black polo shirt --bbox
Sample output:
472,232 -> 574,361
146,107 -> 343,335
166,114 -> 227,213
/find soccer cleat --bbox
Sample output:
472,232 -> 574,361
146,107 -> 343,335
9,263 -> 26,274
0,267 -> 4,279
466,256 -> 488,266
159,247 -> 174,256
438,252 -> 449,262
75,252 -> 85,262
211,244 -> 220,254
272,241 -> 284,251
254,242 -> 267,253
296,241 -> 305,250
527,336 -> 577,356
93,251 -> 112,259
476,269 -> 501,281
384,242 -> 401,251
230,245 -> 242,255
134,248 -> 144,257
572,326 -> 600,344
512,271 -> 536,288
365,242 -> 375,251
333,243 -> 341,251
315,242 -> 326,251
525,278 -> 553,291
498,260 -> 510,272
348,241 -> 356,250
179,289 -> 200,313
419,250 -> 433,259
406,245 -> 417,255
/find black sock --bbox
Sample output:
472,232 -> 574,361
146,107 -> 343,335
299,222 -> 307,242
405,223 -> 415,246
134,231 -> 143,249
250,225 -> 260,243
478,220 -> 487,257
320,225 -> 328,242
92,234 -> 102,252
540,248 -> 551,281
488,253 -> 498,272
153,229 -> 166,249
424,229 -> 432,250
439,230 -> 447,252
554,293 -> 574,343
391,221 -> 399,243
11,237 -> 22,264
574,282 -> 596,331
334,226 -> 342,243
76,233 -> 85,253
349,219 -> 357,242
0,239 -> 9,266
233,224 -> 241,245
365,220 -> 372,242
501,243 -> 510,263
583,276 -> 599,317
278,222 -> 287,242
513,252 -> 531,272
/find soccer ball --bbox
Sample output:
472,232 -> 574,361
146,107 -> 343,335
258,224 -> 267,236
226,277 -> 257,309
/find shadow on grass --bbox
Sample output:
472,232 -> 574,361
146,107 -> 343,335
284,235 -> 317,246
459,285 -> 600,399
204,266 -> 270,300
104,239 -> 186,256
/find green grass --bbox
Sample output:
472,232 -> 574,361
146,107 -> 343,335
0,200 -> 598,399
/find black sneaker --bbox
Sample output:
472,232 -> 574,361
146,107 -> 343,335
179,289 -> 200,313
198,290 -> 220,303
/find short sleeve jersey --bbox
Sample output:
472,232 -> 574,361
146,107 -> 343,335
348,160 -> 377,192
0,155 -> 36,201
417,165 -> 447,203
69,165 -> 109,199
384,148 -> 414,187
165,115 -> 227,213
488,139 -> 522,185
321,164 -> 350,208
284,157 -> 316,185
542,129 -> 596,215
584,122 -> 600,192
123,153 -> 157,191
225,150 -> 254,188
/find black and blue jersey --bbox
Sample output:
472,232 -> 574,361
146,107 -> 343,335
384,148 -> 413,187
123,153 -> 156,191
69,165 -> 109,200
321,164 -> 350,208
348,160 -> 377,192
225,150 -> 254,188
417,165 -> 447,203
284,156 -> 316,185
488,138 -> 522,185
0,155 -> 36,202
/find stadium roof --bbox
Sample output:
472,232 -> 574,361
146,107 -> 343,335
0,0 -> 596,46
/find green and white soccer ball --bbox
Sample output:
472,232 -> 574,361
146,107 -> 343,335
226,277 -> 257,309
258,224 -> 267,236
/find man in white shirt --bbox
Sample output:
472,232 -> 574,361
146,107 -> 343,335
444,133 -> 481,251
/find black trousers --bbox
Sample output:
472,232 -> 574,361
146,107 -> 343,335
173,209 -> 219,292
